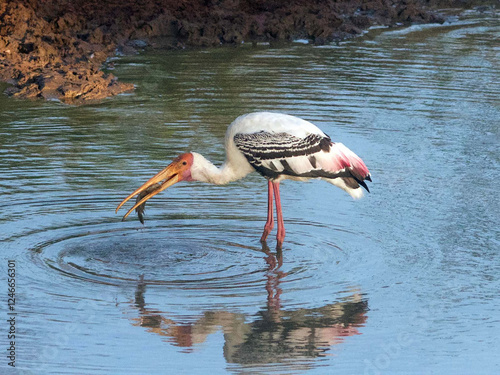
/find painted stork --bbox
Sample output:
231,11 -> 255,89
116,112 -> 371,247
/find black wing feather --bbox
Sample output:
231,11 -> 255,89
234,131 -> 339,180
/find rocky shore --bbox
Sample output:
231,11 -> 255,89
0,0 -> 482,103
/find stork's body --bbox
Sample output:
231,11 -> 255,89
117,112 -> 371,248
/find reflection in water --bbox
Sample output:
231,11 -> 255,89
131,244 -> 367,365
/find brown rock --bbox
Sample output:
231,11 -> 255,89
0,0 -> 449,104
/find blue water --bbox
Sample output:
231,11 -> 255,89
0,10 -> 498,375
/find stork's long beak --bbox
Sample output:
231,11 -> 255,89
116,154 -> 192,222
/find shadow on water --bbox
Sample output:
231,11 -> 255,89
130,243 -> 368,367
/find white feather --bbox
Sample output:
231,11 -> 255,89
285,154 -> 317,175
326,178 -> 364,199
227,112 -> 326,139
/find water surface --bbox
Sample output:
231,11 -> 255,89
0,10 -> 499,375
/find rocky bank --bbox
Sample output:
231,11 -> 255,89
0,0 -> 480,103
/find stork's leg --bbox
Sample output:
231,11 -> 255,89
272,181 -> 285,248
260,180 -> 274,242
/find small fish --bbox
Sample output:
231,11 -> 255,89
135,183 -> 162,224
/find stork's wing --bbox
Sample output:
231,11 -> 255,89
234,131 -> 371,191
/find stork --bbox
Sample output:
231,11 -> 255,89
116,112 -> 371,248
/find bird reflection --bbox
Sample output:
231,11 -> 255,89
130,243 -> 368,363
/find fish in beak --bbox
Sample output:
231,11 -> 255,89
116,153 -> 193,223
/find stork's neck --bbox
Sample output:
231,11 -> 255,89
190,152 -> 250,185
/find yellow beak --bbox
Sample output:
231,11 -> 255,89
116,163 -> 181,222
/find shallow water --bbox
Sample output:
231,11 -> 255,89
1,10 -> 499,375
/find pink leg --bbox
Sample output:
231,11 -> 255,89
272,181 -> 285,248
260,180 -> 274,242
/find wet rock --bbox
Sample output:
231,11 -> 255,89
0,0 -> 464,103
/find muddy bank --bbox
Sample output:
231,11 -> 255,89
0,0 -> 485,103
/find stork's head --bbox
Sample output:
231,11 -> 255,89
116,153 -> 194,221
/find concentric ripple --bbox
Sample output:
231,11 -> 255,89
39,224 -> 267,288
23,212 -> 370,308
